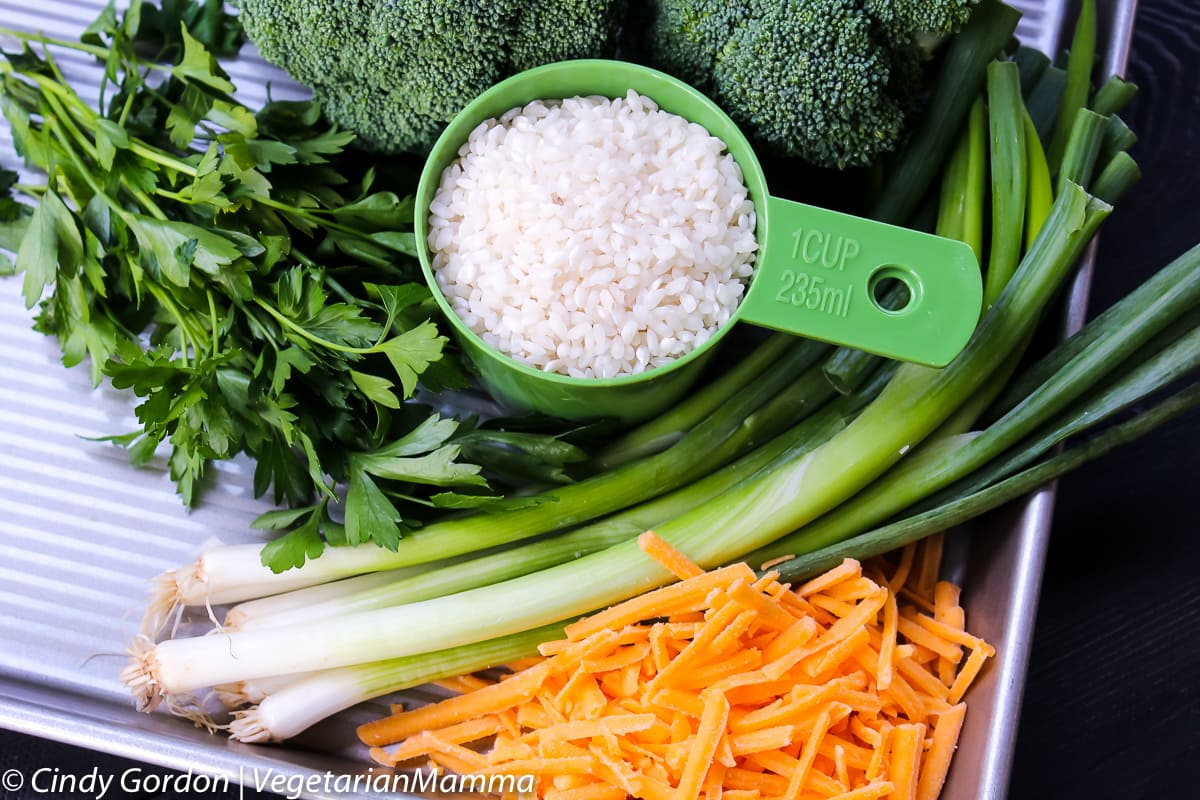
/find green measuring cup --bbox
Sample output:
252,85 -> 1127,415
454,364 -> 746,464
415,60 -> 981,423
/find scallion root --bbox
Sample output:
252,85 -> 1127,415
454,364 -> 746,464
228,708 -> 273,743
139,570 -> 183,640
213,682 -> 252,709
162,693 -> 223,734
120,635 -> 164,712
174,557 -> 211,608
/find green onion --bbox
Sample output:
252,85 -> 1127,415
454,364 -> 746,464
1057,109 -> 1107,194
1024,111 -> 1055,251
936,97 -> 988,263
769,382 -> 1200,583
988,242 -> 1200,420
1091,151 -> 1142,205
225,365 -> 1200,742
984,61 -> 1029,307
123,183 -> 1113,702
1014,46 -> 1052,95
1047,0 -> 1098,173
919,325 -> 1200,512
751,293 -> 1200,565
767,240 -> 1199,558
224,368 -> 894,631
1026,65 -> 1069,142
1097,114 -> 1138,170
1090,75 -> 1138,117
226,622 -> 566,741
165,339 -> 836,606
589,333 -> 803,470
872,0 -> 1021,224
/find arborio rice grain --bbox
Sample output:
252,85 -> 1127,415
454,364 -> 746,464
428,90 -> 758,379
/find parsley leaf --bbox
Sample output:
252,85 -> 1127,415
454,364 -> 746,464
0,4 -> 590,573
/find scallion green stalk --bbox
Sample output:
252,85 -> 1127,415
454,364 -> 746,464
984,61 -> 1029,308
1026,65 -> 1069,142
987,242 -> 1200,421
1091,151 -> 1142,205
936,97 -> 987,262
763,238 -> 1198,556
1097,114 -> 1137,171
872,0 -> 1021,224
1090,75 -> 1138,117
917,326 -> 1200,513
226,371 -> 892,631
751,315 -> 1200,565
768,382 -> 1200,583
124,184 -> 1112,703
1057,108 -> 1107,194
588,334 -> 808,470
1047,0 -> 1098,173
227,623 -> 566,742
169,341 -> 839,606
1014,46 -> 1052,95
1024,111 -> 1054,251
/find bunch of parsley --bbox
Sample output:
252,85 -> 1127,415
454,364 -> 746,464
0,0 -> 583,570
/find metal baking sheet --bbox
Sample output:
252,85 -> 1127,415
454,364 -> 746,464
0,2 -> 1137,798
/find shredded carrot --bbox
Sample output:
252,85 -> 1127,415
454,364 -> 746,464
758,553 -> 794,572
888,723 -> 926,800
916,703 -> 968,800
564,563 -> 757,641
888,542 -> 919,594
360,534 -> 992,799
913,532 -> 945,602
358,663 -> 551,746
377,716 -> 504,765
676,689 -> 730,800
877,589 -> 899,691
638,531 -> 705,580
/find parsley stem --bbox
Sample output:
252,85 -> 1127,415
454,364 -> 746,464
25,71 -> 199,178
207,290 -> 220,354
129,187 -> 169,220
41,89 -> 99,163
129,140 -> 198,177
42,118 -> 117,212
116,79 -> 139,127
251,296 -> 377,356
36,36 -> 71,89
39,89 -> 169,221
250,196 -> 409,251
145,284 -> 195,367
0,27 -> 113,59
0,26 -> 177,77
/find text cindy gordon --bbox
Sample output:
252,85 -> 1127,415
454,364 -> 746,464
17,765 -> 535,799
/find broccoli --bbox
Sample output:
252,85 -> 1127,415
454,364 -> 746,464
642,0 -> 978,169
237,0 -> 625,155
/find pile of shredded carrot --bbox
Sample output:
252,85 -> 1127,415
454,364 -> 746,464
359,531 -> 993,800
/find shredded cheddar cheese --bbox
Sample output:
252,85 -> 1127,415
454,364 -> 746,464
358,532 -> 993,799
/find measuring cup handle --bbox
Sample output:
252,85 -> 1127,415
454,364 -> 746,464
738,196 -> 982,367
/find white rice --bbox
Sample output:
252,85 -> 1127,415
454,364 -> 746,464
428,90 -> 758,379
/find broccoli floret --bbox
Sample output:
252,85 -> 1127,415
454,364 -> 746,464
238,0 -> 625,155
643,0 -> 978,169
865,0 -> 977,43
641,0 -> 749,87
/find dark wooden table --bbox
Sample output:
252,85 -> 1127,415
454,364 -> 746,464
2,0 -> 1198,797
1009,0 -> 1200,796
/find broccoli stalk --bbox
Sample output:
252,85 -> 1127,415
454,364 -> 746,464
237,0 -> 626,155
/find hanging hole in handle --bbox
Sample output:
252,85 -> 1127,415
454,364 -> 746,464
869,265 -> 920,314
